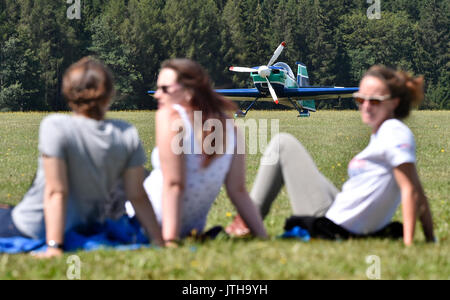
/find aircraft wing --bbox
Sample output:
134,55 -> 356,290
214,88 -> 261,98
149,88 -> 261,98
213,87 -> 357,100
154,86 -> 358,102
282,87 -> 358,100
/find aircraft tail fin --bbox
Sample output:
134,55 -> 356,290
296,62 -> 310,87
295,62 -> 314,117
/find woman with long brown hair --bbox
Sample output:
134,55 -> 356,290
135,58 -> 267,245
0,57 -> 164,257
227,65 -> 435,245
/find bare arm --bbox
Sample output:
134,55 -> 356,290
36,156 -> 68,258
156,108 -> 186,244
225,129 -> 268,239
123,166 -> 164,247
393,163 -> 435,246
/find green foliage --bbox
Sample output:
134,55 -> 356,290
89,0 -> 140,108
0,0 -> 448,111
341,11 -> 417,81
424,76 -> 450,109
414,0 -> 449,86
0,35 -> 41,110
163,0 -> 224,84
0,82 -> 25,111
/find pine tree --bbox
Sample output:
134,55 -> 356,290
340,11 -> 417,82
317,0 -> 356,88
163,0 -> 224,83
89,0 -> 138,108
414,0 -> 449,89
122,0 -> 166,108
270,0 -> 300,65
417,0 -> 450,109
15,0 -> 79,110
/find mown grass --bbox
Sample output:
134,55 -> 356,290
0,110 -> 448,280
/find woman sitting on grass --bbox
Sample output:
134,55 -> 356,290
131,59 -> 268,246
0,57 -> 164,257
227,65 -> 435,246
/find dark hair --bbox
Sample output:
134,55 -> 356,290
62,57 -> 114,120
363,65 -> 424,119
161,58 -> 237,166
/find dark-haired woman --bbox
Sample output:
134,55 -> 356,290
0,57 -> 164,257
227,65 -> 435,246
134,59 -> 267,246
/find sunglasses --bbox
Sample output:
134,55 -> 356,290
353,92 -> 392,106
156,84 -> 182,94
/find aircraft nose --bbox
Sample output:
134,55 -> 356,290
258,66 -> 271,78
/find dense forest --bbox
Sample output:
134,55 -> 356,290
0,0 -> 448,111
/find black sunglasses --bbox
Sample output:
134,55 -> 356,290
156,84 -> 182,94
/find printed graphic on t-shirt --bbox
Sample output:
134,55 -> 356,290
348,158 -> 367,177
396,143 -> 412,150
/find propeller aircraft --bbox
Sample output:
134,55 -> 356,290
215,42 -> 359,117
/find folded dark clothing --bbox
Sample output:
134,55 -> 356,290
284,216 -> 403,240
188,226 -> 225,242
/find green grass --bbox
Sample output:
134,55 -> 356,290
0,110 -> 449,279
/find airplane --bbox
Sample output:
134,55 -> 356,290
214,41 -> 359,117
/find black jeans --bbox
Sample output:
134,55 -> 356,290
0,207 -> 25,237
285,216 -> 403,240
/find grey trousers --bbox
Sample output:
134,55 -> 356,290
250,133 -> 339,218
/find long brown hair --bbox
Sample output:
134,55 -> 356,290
62,57 -> 115,120
363,65 -> 424,119
161,59 -> 237,167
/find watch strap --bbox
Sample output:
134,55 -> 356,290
47,240 -> 64,250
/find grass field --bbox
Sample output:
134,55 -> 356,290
0,110 -> 449,280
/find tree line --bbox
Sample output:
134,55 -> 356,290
0,0 -> 448,112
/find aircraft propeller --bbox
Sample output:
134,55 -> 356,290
229,42 -> 286,104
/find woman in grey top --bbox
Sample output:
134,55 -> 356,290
0,57 -> 163,257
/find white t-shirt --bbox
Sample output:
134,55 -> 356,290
325,119 -> 416,235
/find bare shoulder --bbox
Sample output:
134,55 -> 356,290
156,106 -> 182,123
155,106 -> 184,137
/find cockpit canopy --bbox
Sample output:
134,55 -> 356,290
273,62 -> 295,80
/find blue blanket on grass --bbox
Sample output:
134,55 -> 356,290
0,216 -> 153,254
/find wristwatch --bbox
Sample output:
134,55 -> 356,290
47,240 -> 64,250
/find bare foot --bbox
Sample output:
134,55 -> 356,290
225,215 -> 251,237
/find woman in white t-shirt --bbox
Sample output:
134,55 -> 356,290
140,59 -> 267,246
227,65 -> 435,246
